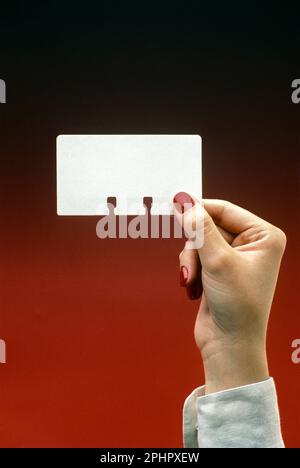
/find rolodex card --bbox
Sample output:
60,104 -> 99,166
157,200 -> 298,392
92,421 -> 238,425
56,135 -> 202,216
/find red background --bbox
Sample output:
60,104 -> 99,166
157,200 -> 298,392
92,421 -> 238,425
0,2 -> 299,448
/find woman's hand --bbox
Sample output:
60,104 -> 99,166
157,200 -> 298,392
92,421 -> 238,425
173,193 -> 287,395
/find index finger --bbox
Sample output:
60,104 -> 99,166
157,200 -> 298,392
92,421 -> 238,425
203,199 -> 267,234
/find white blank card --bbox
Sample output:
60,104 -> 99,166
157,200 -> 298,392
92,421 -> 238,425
57,135 -> 202,215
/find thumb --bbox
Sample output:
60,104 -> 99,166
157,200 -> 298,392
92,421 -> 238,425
173,192 -> 229,269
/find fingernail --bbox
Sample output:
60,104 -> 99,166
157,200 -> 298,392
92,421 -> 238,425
180,266 -> 189,286
187,282 -> 202,301
173,192 -> 194,214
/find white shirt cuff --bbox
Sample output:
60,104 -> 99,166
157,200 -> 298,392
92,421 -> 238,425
183,378 -> 284,448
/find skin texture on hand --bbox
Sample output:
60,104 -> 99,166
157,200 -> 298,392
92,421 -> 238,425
173,194 -> 287,395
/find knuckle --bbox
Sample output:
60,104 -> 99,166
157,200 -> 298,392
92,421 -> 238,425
269,227 -> 287,251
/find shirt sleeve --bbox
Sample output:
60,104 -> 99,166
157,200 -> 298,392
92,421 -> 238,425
183,378 -> 285,448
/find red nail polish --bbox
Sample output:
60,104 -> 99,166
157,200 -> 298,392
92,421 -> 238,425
173,192 -> 194,214
187,282 -> 202,301
180,266 -> 189,286
186,284 -> 195,300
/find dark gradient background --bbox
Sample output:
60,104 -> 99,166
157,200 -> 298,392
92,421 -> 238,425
0,1 -> 299,448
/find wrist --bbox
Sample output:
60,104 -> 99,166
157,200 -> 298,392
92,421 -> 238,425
201,340 -> 269,395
